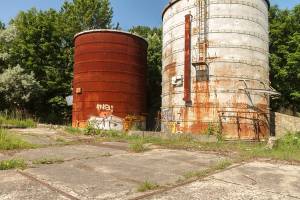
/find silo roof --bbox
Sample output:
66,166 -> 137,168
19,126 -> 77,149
74,29 -> 148,45
162,0 -> 270,18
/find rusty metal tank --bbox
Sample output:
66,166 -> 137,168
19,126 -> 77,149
72,29 -> 148,130
161,0 -> 276,140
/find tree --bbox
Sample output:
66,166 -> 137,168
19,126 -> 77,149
4,0 -> 114,123
269,5 -> 300,116
0,21 -> 4,30
61,0 -> 113,32
8,8 -> 71,122
130,26 -> 162,130
0,66 -> 41,110
0,25 -> 17,71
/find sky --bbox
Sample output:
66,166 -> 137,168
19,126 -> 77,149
0,0 -> 298,30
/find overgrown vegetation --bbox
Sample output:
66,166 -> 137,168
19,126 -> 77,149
0,0 -> 115,124
129,140 -> 148,153
245,132 -> 300,161
0,113 -> 36,128
68,126 -> 300,162
64,126 -> 84,135
137,181 -> 160,192
269,5 -> 300,116
0,159 -> 27,170
0,129 -> 35,150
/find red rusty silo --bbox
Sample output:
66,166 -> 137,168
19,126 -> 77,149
72,30 -> 148,129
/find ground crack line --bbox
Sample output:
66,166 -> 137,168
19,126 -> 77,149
17,170 -> 81,200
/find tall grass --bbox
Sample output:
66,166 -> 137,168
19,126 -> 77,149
0,112 -> 37,128
247,132 -> 300,161
0,129 -> 35,150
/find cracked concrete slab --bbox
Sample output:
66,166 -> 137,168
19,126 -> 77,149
145,162 -> 300,200
21,149 -> 225,199
212,161 -> 300,199
9,128 -> 90,146
0,170 -> 68,200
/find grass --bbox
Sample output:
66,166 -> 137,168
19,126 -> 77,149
0,159 -> 27,170
129,140 -> 148,153
65,126 -> 300,163
0,114 -> 36,128
245,132 -> 300,161
0,129 -> 35,150
32,157 -> 64,165
137,181 -> 160,192
64,126 -> 84,135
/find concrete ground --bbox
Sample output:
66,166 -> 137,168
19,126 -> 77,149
0,128 -> 300,200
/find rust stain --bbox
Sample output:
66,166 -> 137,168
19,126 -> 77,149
184,14 -> 192,104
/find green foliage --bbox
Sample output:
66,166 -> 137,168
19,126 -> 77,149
61,0 -> 113,31
269,5 -> 300,115
0,66 -> 42,110
0,21 -> 4,30
129,140 -> 147,153
137,181 -> 160,192
0,129 -> 35,150
84,124 -> 122,137
275,132 -> 300,151
0,159 -> 27,170
129,26 -> 162,130
0,115 -> 36,128
0,0 -> 114,124
0,25 -> 17,72
64,126 -> 84,135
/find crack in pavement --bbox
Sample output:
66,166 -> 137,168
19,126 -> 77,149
17,170 -> 82,200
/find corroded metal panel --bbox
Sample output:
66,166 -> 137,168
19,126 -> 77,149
162,0 -> 270,140
72,30 -> 148,129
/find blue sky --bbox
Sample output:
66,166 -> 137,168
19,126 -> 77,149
0,0 -> 298,30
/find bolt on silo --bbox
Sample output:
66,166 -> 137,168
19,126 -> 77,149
161,0 -> 279,140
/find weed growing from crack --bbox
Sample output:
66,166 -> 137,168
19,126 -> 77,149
137,181 -> 160,192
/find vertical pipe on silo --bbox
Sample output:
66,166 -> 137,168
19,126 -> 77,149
184,14 -> 192,105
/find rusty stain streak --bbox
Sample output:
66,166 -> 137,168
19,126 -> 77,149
184,14 -> 192,104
